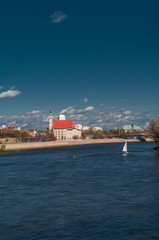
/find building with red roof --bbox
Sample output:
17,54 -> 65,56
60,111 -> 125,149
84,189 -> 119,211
53,120 -> 75,129
49,110 -> 81,141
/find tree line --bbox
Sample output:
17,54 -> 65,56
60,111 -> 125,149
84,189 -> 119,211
82,128 -> 127,140
0,129 -> 30,139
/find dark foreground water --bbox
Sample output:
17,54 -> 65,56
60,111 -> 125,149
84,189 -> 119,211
0,142 -> 159,240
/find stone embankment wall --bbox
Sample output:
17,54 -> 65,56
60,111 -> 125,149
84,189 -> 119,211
1,138 -> 153,151
3,138 -> 138,151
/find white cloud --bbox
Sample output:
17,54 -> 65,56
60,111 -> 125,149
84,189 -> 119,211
114,114 -> 122,119
61,106 -> 75,115
0,111 -> 49,129
50,11 -> 67,23
0,89 -> 21,99
83,98 -> 88,103
124,111 -> 131,115
26,110 -> 42,115
77,106 -> 95,114
85,106 -> 94,111
0,105 -> 157,131
97,119 -> 102,123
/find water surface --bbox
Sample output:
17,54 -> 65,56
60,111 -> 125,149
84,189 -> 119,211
0,142 -> 159,239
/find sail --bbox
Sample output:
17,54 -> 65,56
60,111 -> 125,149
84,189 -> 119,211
123,142 -> 127,152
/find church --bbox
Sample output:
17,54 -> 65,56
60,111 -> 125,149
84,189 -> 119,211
49,109 -> 81,141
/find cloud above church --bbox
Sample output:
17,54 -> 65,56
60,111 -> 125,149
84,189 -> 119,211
77,106 -> 95,114
61,106 -> 75,115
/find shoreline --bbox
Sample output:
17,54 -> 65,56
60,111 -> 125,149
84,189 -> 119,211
1,138 -> 153,151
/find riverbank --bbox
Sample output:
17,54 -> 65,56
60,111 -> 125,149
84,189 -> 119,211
1,138 -> 153,151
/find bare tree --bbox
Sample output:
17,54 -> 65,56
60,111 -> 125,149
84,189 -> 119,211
149,116 -> 159,146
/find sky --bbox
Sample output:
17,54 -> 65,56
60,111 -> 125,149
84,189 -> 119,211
0,0 -> 159,130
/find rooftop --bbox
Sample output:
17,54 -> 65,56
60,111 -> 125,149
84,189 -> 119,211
53,120 -> 75,129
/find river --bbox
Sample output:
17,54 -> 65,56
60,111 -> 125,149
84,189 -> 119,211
0,142 -> 159,239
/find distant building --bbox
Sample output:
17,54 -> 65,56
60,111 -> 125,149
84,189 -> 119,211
1,125 -> 7,130
58,114 -> 66,120
123,125 -> 141,132
83,126 -> 89,131
8,126 -> 21,130
75,124 -> 83,130
0,125 -> 21,130
92,126 -> 103,131
82,126 -> 102,131
24,129 -> 35,136
49,110 -> 81,141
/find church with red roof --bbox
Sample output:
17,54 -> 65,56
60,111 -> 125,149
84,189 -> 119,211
49,109 -> 81,141
53,120 -> 75,129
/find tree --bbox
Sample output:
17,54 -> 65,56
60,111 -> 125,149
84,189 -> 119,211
45,128 -> 53,141
93,130 -> 106,139
1,144 -> 6,152
149,116 -> 159,146
72,135 -> 79,140
109,128 -> 126,138
119,129 -> 126,139
0,129 -> 30,139
81,131 -> 86,140
84,127 -> 94,135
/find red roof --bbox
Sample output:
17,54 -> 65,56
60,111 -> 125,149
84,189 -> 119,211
53,120 -> 75,129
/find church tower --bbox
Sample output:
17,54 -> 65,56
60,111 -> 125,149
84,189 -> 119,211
49,108 -> 53,132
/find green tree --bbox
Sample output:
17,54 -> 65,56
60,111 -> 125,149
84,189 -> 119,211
0,129 -> 30,140
84,127 -> 94,136
109,128 -> 126,138
93,130 -> 106,139
149,116 -> 159,146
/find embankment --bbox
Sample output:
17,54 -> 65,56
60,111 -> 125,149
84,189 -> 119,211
1,138 -> 153,151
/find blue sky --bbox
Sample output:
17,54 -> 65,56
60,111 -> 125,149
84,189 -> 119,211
0,0 -> 159,129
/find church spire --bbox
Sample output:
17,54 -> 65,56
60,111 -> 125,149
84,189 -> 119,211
49,108 -> 53,131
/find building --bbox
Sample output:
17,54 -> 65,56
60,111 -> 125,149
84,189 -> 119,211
82,126 -> 89,131
58,114 -> 66,120
75,124 -> 82,130
8,126 -> 21,130
92,126 -> 103,131
0,125 -> 7,130
123,125 -> 141,132
0,125 -> 21,130
49,110 -> 81,141
24,129 -> 35,136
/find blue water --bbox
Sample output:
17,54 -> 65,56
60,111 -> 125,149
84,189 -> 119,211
0,142 -> 159,240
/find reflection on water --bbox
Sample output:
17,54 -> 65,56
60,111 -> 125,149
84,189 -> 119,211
0,142 -> 159,240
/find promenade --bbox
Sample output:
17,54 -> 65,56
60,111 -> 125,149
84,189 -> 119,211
3,138 -> 153,151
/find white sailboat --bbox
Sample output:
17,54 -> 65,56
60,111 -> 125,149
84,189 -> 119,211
123,142 -> 128,155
